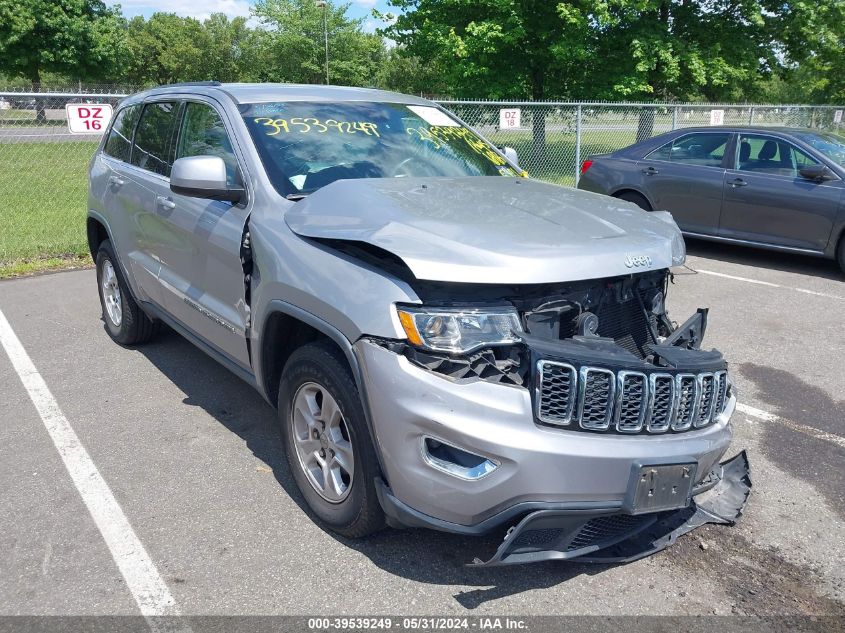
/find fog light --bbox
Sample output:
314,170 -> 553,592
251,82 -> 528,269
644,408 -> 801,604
421,437 -> 498,480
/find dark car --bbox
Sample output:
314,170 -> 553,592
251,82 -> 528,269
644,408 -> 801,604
578,126 -> 845,272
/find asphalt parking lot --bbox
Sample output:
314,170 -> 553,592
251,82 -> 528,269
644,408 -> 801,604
1,240 -> 844,620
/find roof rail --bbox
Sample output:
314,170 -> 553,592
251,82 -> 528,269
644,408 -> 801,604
157,81 -> 222,88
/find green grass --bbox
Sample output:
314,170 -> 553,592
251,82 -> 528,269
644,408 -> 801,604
0,109 -> 36,120
485,129 -> 638,185
0,141 -> 97,278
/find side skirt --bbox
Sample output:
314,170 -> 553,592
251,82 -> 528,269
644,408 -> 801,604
140,299 -> 258,390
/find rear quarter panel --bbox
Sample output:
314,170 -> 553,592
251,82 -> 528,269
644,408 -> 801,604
579,156 -> 651,204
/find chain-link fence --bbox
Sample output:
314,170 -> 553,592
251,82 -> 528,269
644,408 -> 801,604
445,101 -> 845,187
1,90 -> 844,270
0,92 -> 127,268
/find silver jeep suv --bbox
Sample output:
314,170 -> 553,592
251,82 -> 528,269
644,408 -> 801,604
87,83 -> 749,565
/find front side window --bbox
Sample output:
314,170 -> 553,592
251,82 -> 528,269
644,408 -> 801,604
131,101 -> 179,177
103,105 -> 141,162
647,133 -> 730,167
736,134 -> 819,177
794,131 -> 845,168
176,102 -> 239,186
239,101 -> 518,196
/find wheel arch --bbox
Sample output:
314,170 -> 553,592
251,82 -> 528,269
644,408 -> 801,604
86,213 -> 111,262
257,300 -> 363,409
257,300 -> 390,480
610,188 -> 654,210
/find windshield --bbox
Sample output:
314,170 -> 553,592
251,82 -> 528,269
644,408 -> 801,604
794,131 -> 845,168
239,101 -> 518,196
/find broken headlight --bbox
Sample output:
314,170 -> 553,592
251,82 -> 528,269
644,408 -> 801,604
396,306 -> 523,354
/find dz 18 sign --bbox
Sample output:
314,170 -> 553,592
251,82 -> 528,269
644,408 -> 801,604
499,108 -> 521,129
66,103 -> 113,134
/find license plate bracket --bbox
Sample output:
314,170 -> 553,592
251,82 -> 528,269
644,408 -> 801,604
624,462 -> 697,514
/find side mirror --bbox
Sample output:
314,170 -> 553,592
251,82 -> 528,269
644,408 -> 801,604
171,156 -> 244,202
500,146 -> 519,169
799,163 -> 833,182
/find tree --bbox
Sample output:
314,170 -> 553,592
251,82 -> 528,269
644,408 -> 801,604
197,14 -> 263,83
252,0 -> 386,86
379,0 -> 599,162
0,0 -> 126,90
123,14 -> 206,85
587,1 -> 776,104
769,0 -> 845,103
381,1 -> 786,154
375,48 -> 449,97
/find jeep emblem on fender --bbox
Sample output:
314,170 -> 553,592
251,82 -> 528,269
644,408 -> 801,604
624,254 -> 652,268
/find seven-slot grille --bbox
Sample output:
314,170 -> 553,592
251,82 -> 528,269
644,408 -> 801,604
536,360 -> 729,434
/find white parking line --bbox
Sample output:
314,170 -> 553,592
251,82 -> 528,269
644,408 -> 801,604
737,402 -> 845,449
0,308 -> 186,625
695,269 -> 845,301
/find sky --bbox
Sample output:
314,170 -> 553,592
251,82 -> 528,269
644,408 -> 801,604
106,0 -> 393,32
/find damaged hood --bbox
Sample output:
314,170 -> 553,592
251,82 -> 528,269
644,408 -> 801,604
285,177 -> 682,284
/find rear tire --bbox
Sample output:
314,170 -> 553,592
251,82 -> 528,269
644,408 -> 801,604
95,240 -> 158,346
837,234 -> 845,275
614,190 -> 652,211
279,340 -> 385,538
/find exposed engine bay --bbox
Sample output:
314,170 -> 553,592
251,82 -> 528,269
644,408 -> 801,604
373,268 -> 710,386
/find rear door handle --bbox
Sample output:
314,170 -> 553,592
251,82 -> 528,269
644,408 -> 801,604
728,178 -> 748,187
156,196 -> 176,210
642,166 -> 659,176
108,175 -> 125,187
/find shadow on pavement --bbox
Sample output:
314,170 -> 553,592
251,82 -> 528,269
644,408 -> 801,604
133,327 -> 611,609
684,238 -> 843,281
739,362 -> 845,520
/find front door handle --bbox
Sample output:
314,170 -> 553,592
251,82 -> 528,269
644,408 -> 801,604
728,177 -> 748,187
642,166 -> 659,176
108,175 -> 125,187
156,196 -> 176,210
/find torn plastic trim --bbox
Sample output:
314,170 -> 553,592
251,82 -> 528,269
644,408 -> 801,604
470,450 -> 751,566
364,336 -> 528,386
373,458 -> 725,536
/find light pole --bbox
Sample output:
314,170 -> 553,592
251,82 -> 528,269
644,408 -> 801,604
315,0 -> 330,85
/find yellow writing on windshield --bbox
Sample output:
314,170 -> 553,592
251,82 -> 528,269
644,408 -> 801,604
254,117 -> 380,137
406,125 -> 508,167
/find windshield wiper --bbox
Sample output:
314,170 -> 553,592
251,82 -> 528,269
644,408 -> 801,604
286,193 -> 309,201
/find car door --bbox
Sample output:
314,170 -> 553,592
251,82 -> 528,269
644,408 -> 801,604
96,103 -> 165,305
719,133 -> 842,251
150,98 -> 251,369
636,131 -> 732,235
117,100 -> 184,307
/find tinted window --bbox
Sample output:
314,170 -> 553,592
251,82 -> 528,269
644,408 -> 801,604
131,102 -> 179,176
176,102 -> 239,186
794,131 -> 845,168
103,105 -> 141,162
647,133 -> 729,167
736,134 -> 816,177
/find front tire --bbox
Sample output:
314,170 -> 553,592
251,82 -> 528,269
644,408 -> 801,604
279,340 -> 385,538
95,240 -> 158,346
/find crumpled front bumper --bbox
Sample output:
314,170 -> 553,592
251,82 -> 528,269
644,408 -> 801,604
356,339 -> 735,528
471,450 -> 751,566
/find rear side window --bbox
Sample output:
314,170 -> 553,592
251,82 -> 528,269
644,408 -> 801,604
131,102 -> 179,177
103,105 -> 141,162
647,133 -> 730,167
176,102 -> 240,185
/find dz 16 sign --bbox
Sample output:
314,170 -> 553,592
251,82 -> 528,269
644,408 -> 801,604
66,103 -> 113,134
499,108 -> 521,129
